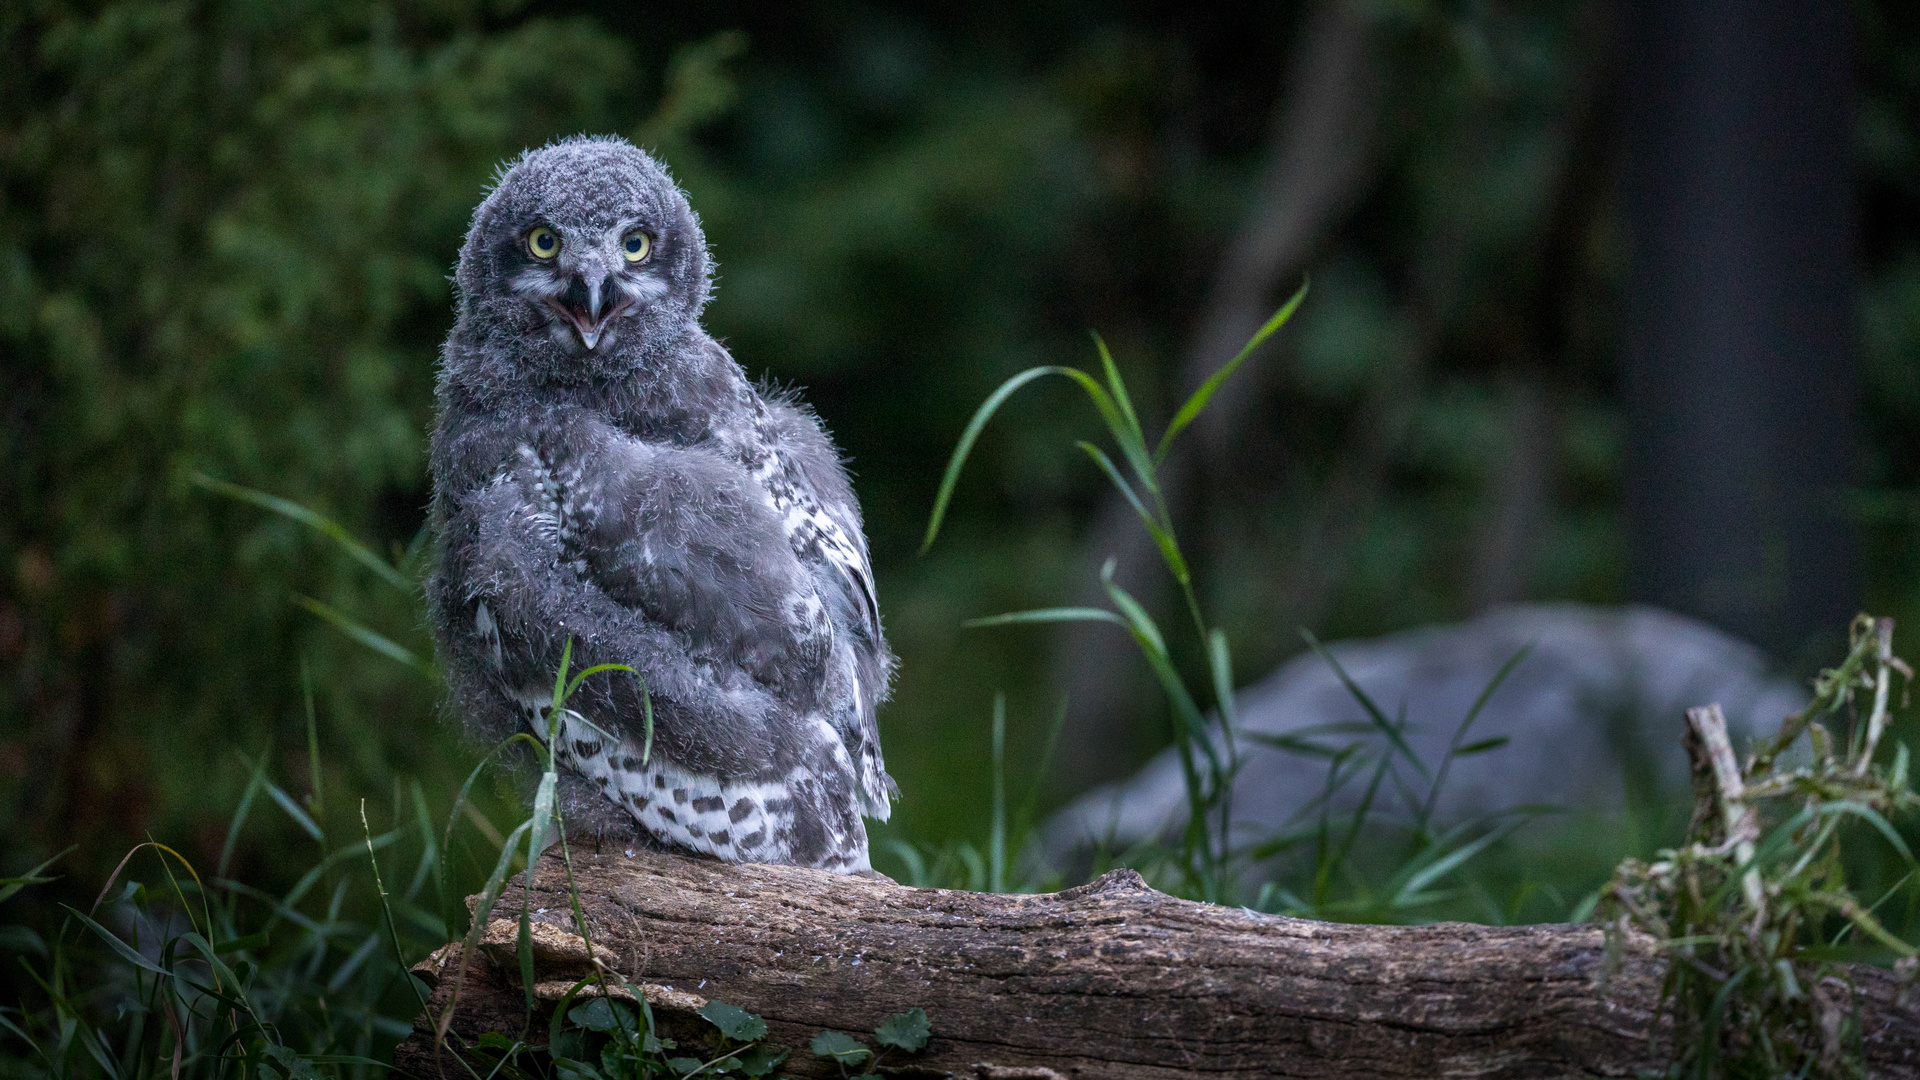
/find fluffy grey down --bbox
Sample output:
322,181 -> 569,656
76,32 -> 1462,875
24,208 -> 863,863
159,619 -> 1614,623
427,137 -> 896,872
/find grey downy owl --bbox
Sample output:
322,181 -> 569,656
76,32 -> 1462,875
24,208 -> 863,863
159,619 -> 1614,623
428,136 -> 896,873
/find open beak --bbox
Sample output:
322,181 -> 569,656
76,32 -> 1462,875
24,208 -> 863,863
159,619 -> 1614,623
547,272 -> 621,351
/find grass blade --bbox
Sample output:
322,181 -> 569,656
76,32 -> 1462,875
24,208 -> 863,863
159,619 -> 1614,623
219,759 -> 270,879
1395,819 -> 1523,905
262,776 -> 325,844
638,675 -> 655,766
1817,800 -> 1915,862
527,771 -> 558,869
443,733 -> 545,855
563,662 -> 635,703
1075,442 -> 1190,584
1207,629 -> 1238,732
301,657 -> 324,820
294,595 -> 427,673
1418,643 -> 1531,832
963,607 -> 1129,629
1300,627 -> 1431,784
194,473 -> 412,593
1091,333 -> 1155,487
1098,561 -> 1168,657
990,694 -> 1006,894
0,847 -> 74,906
62,907 -> 174,978
549,637 -> 574,719
922,365 -> 1124,552
360,802 -> 436,1024
1155,279 -> 1308,464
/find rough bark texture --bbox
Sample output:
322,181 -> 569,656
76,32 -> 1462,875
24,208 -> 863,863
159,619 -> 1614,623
394,847 -> 1920,1079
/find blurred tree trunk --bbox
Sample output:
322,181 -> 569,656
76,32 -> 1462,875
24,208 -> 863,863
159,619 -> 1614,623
1622,0 -> 1860,666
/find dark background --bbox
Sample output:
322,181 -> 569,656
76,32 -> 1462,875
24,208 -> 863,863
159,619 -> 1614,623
4,0 -> 1919,905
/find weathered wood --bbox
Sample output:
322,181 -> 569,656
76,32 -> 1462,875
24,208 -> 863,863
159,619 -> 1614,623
394,847 -> 1920,1079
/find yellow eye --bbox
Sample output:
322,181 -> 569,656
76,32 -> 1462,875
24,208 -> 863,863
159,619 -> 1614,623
622,230 -> 652,263
526,227 -> 560,260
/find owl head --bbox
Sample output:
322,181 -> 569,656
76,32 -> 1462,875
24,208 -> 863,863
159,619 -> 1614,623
453,136 -> 711,379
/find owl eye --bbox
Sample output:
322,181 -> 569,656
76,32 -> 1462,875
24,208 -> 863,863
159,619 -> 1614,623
621,230 -> 652,263
526,227 -> 560,260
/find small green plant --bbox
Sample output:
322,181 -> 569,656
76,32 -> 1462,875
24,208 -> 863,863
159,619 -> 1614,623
453,984 -> 929,1079
922,281 -> 1309,902
1228,634 -> 1557,922
880,694 -> 1070,893
0,765 -> 476,1080
805,1007 -> 930,1077
465,994 -> 789,1079
1604,614 -> 1920,1079
920,283 -> 1557,917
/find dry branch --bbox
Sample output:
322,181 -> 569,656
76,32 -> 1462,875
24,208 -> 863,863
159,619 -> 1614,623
393,847 -> 1920,1079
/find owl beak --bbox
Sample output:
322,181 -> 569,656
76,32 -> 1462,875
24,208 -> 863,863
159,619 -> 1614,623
552,272 -> 619,351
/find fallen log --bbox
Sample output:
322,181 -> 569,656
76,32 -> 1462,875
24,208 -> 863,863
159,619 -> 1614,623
394,846 -> 1920,1079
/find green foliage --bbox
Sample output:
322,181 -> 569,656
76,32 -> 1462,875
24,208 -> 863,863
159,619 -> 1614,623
807,1031 -> 870,1068
0,770 -> 499,1080
918,285 -> 1567,917
0,677 -> 930,1080
0,0 -> 712,894
695,1002 -> 764,1045
1605,616 -> 1920,1078
923,283 -> 1307,902
871,1008 -> 930,1054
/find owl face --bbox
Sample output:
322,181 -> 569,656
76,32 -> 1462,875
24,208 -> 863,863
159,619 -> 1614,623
455,137 -> 711,373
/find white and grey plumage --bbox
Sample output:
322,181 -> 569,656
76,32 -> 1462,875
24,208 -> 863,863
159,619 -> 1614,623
427,137 -> 895,872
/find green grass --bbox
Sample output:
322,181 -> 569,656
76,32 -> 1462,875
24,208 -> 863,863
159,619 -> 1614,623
5,301 -> 1918,1078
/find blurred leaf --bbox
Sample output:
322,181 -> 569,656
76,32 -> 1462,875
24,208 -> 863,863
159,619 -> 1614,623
873,1007 -> 931,1052
736,1044 -> 789,1077
921,364 -> 1124,552
568,999 -> 638,1035
809,1031 -> 871,1065
963,607 -> 1128,629
1453,736 -> 1511,756
0,847 -> 72,906
1155,280 -> 1308,464
700,1000 -> 769,1042
293,595 -> 428,674
194,475 -> 412,594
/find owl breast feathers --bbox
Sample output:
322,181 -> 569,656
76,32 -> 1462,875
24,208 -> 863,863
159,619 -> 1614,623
427,136 -> 896,873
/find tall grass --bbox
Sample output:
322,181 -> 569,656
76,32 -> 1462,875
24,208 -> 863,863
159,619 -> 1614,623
0,476 -> 931,1079
920,282 -> 1309,902
0,739 -> 507,1079
4,304 -> 1915,1079
915,280 -> 1574,917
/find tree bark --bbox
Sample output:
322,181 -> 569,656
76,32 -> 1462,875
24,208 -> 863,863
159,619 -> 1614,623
395,847 -> 1920,1079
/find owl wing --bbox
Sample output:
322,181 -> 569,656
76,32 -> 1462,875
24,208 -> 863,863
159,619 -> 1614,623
759,398 -> 896,817
517,422 -> 830,695
430,409 -> 797,775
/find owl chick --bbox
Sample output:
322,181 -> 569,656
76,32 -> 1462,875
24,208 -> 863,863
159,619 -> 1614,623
427,136 -> 895,873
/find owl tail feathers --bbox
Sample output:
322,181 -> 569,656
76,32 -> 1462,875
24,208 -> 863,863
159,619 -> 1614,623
856,752 -> 899,823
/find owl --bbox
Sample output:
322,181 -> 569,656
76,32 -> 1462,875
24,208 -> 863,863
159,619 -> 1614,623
427,136 -> 895,873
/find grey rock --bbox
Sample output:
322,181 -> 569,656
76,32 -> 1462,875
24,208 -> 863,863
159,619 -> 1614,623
1040,603 -> 1806,866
